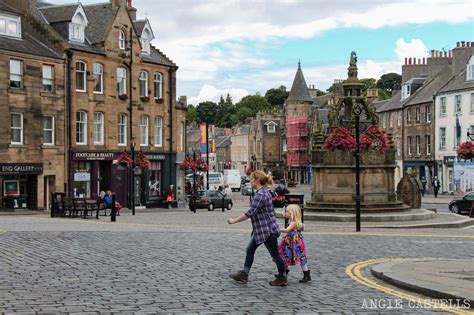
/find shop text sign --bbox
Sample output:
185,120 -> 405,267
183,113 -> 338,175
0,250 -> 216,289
73,152 -> 116,160
0,163 -> 43,174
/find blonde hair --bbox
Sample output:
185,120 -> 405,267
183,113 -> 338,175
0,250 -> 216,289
251,170 -> 274,187
286,204 -> 303,230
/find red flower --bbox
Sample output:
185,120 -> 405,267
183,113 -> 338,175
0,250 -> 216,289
116,152 -> 133,167
359,127 -> 389,154
323,127 -> 357,152
179,157 -> 197,171
195,158 -> 209,171
457,141 -> 474,160
135,153 -> 151,169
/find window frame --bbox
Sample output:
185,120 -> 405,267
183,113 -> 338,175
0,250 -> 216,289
415,135 -> 421,156
267,124 -> 276,133
117,67 -> 126,95
118,114 -> 127,146
140,115 -> 149,146
397,110 -> 402,127
76,111 -> 88,145
439,127 -> 446,149
389,112 -> 393,128
93,63 -> 104,94
470,93 -> 474,113
415,107 -> 420,123
407,136 -> 412,156
9,59 -> 22,89
42,64 -> 54,92
43,115 -> 55,145
75,61 -> 87,92
139,70 -> 148,97
406,108 -> 412,124
119,30 -> 126,50
154,72 -> 163,99
93,112 -> 104,145
455,95 -> 462,114
10,112 -> 23,145
425,135 -> 431,156
425,105 -> 431,123
0,14 -> 21,38
154,116 -> 162,147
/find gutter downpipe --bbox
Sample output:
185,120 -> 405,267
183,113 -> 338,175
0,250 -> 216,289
168,67 -> 177,187
66,49 -> 73,197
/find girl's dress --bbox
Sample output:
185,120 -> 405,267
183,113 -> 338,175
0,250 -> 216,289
278,227 -> 307,267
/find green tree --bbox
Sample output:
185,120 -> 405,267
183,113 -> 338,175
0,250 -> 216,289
360,78 -> 377,93
236,95 -> 272,114
186,105 -> 198,124
196,101 -> 218,123
236,107 -> 254,122
314,88 -> 326,96
377,73 -> 401,93
265,85 -> 289,107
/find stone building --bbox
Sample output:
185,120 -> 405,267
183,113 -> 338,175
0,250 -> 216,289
230,124 -> 250,176
0,1 -> 65,210
215,135 -> 231,172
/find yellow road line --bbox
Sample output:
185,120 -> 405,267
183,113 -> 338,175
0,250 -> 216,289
345,258 -> 473,315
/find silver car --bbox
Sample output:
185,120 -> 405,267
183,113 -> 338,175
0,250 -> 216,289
241,183 -> 253,196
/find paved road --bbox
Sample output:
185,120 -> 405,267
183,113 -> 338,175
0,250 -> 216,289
0,212 -> 473,314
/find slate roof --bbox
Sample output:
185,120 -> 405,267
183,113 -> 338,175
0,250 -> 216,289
142,46 -> 176,67
437,69 -> 474,94
216,136 -> 232,148
375,91 -> 403,113
83,3 -> 117,44
133,20 -> 146,35
404,66 -> 453,106
287,64 -> 313,102
0,1 -> 21,14
39,3 -> 78,23
312,93 -> 332,107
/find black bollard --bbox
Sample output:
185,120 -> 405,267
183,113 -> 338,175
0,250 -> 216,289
222,194 -> 225,212
111,193 -> 116,222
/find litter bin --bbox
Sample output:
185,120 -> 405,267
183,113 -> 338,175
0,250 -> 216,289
284,193 -> 304,226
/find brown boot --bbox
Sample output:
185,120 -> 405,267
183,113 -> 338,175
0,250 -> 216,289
230,270 -> 248,284
269,274 -> 288,286
299,270 -> 311,283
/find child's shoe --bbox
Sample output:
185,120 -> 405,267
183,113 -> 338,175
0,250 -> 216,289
230,270 -> 248,284
299,270 -> 311,283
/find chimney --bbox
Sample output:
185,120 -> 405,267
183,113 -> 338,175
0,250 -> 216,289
111,0 -> 127,8
456,42 -> 460,48
452,40 -> 474,74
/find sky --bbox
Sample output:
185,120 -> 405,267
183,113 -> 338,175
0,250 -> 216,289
51,0 -> 473,105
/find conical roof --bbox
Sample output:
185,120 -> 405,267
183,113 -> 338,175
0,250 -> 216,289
287,63 -> 312,102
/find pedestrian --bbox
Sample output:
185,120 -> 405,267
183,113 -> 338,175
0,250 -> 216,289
420,176 -> 427,196
224,184 -> 232,199
432,176 -> 441,198
98,190 -> 106,208
166,185 -> 174,209
227,170 -> 288,287
105,190 -> 122,215
279,204 -> 311,283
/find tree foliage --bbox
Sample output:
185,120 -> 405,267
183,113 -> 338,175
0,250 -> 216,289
376,73 -> 401,93
186,105 -> 198,123
265,85 -> 289,107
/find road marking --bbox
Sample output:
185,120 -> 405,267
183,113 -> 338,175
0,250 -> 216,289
345,258 -> 473,315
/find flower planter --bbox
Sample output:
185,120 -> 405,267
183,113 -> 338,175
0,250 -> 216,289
118,94 -> 128,101
155,98 -> 164,104
140,96 -> 150,102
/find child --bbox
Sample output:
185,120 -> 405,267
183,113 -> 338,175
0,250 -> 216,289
278,204 -> 311,283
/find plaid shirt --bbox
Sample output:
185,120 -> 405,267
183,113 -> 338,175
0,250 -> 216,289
245,187 -> 281,244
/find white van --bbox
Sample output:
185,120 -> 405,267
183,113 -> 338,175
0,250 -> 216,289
224,169 -> 241,191
207,172 -> 224,190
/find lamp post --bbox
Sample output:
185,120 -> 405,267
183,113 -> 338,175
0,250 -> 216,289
206,122 -> 210,190
130,141 -> 136,216
192,148 -> 197,213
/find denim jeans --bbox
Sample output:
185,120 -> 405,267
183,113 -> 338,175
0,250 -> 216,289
244,233 -> 286,276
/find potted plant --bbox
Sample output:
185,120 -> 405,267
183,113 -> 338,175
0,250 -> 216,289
118,93 -> 128,100
359,126 -> 389,154
140,95 -> 151,102
323,127 -> 356,152
155,97 -> 164,104
457,141 -> 474,160
195,158 -> 209,172
179,157 -> 196,171
116,152 -> 133,167
135,152 -> 151,169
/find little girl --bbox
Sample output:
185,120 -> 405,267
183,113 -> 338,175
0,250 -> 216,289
278,204 -> 311,283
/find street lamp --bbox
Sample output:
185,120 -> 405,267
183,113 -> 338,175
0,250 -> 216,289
130,140 -> 136,215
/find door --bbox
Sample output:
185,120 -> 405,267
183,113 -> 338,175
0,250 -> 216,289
44,176 -> 49,209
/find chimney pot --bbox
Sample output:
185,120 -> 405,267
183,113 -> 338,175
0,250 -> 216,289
422,57 -> 426,64
456,42 -> 460,47
404,57 -> 407,64
462,41 -> 466,47
408,58 -> 411,65
431,50 -> 434,57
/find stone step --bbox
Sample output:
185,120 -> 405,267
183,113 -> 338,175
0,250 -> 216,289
294,209 -> 436,222
306,201 -> 406,209
303,205 -> 412,213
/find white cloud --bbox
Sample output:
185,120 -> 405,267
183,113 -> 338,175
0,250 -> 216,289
188,84 -> 249,105
394,38 -> 429,62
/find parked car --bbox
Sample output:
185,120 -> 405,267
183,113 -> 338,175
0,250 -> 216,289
189,190 -> 232,211
449,192 -> 474,215
241,183 -> 253,196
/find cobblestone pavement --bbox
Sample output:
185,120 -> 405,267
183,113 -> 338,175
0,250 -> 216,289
0,210 -> 473,314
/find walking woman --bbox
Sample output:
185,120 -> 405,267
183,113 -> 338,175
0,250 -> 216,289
227,170 -> 288,286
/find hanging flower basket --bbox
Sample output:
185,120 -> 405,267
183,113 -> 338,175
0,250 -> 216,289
195,158 -> 209,172
179,157 -> 197,171
135,152 -> 151,169
359,127 -> 389,154
457,141 -> 474,160
323,127 -> 356,152
140,95 -> 151,102
118,93 -> 128,100
246,167 -> 254,176
116,152 -> 133,167
155,97 -> 164,104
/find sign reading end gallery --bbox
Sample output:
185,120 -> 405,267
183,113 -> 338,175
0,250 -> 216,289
0,163 -> 43,175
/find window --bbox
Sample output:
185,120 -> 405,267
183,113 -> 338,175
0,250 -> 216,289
382,114 -> 386,129
180,121 -> 185,151
42,65 -> 54,92
267,124 -> 276,133
93,63 -> 103,94
415,135 -> 420,155
397,111 -> 402,127
471,125 -> 474,134
467,55 -> 474,81
471,93 -> 474,113
439,127 -> 446,149
0,14 -> 21,38
119,30 -> 126,50
9,60 -> 22,89
455,95 -> 462,114
118,114 -> 127,146
154,72 -> 163,99
396,139 -> 401,156
454,125 -> 461,147
389,112 -> 393,128
117,67 -> 126,95
141,28 -> 151,54
69,12 -> 86,42
10,113 -> 23,144
425,105 -> 431,123
406,109 -> 412,124
139,71 -> 148,97
140,115 -> 149,146
154,116 -> 162,147
407,136 -> 412,156
440,97 -> 447,115
76,111 -> 87,145
75,61 -> 86,92
43,116 -> 54,145
93,112 -> 104,145
415,107 -> 420,123
425,135 -> 431,155
401,83 -> 411,100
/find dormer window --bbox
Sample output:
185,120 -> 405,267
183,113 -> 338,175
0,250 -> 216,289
141,28 -> 151,54
467,55 -> 474,81
69,8 -> 87,43
401,83 -> 411,100
119,30 -> 126,50
0,13 -> 21,38
265,122 -> 277,133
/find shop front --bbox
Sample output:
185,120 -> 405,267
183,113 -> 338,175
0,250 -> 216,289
0,163 -> 43,210
404,160 -> 434,192
440,156 -> 456,193
141,153 -> 176,208
69,151 -> 129,206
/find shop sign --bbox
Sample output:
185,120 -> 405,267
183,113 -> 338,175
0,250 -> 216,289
146,154 -> 166,160
74,152 -> 116,160
0,163 -> 43,174
443,156 -> 455,165
74,172 -> 90,181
